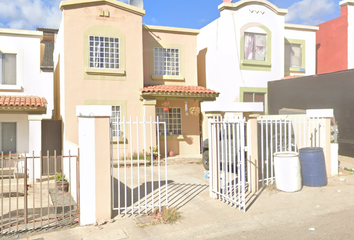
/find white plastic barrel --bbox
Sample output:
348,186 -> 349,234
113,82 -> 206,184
274,152 -> 302,192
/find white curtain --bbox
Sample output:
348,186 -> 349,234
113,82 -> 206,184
244,33 -> 254,60
255,34 -> 266,61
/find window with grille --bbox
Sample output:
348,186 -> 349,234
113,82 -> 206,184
89,36 -> 120,69
285,43 -> 302,68
156,108 -> 182,135
111,106 -> 121,138
0,53 -> 17,85
154,47 -> 180,76
244,33 -> 267,61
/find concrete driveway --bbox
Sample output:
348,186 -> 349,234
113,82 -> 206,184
18,157 -> 354,240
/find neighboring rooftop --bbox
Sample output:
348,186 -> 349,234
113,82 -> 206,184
0,96 -> 47,107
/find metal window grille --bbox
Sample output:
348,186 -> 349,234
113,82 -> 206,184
111,106 -> 121,138
154,47 -> 180,76
156,108 -> 182,135
89,36 -> 119,69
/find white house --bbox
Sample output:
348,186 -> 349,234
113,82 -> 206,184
0,28 -> 54,155
197,0 -> 318,116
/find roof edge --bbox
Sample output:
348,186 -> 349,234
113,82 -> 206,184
340,0 -> 354,7
284,23 -> 319,32
218,0 -> 288,16
60,0 -> 146,16
143,25 -> 200,35
0,28 -> 43,38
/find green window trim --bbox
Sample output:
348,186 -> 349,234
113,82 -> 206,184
284,38 -> 306,73
83,25 -> 127,81
239,87 -> 268,113
240,25 -> 272,72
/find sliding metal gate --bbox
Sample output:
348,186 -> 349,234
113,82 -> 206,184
111,117 -> 168,215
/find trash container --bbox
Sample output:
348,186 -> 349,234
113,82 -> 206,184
299,147 -> 327,187
274,152 -> 302,192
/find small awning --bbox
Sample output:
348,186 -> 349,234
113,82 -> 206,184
0,96 -> 47,114
140,85 -> 219,101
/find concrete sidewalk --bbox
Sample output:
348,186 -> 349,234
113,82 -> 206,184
17,157 -> 354,240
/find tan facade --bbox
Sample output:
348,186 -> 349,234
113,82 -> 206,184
55,0 -> 218,157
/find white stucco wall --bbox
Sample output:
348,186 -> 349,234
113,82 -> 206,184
284,28 -> 317,76
198,3 -> 285,106
347,4 -> 354,69
0,34 -> 53,118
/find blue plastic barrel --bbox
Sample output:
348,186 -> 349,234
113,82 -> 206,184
299,147 -> 327,187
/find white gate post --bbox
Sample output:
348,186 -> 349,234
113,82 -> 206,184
77,105 -> 112,226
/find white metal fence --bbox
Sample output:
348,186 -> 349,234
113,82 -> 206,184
207,115 -> 330,212
257,116 -> 325,186
111,117 -> 168,215
208,116 -> 249,212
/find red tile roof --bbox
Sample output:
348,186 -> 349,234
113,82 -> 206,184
0,96 -> 47,107
140,85 -> 219,94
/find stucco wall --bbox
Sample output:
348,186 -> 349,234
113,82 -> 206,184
143,29 -> 198,86
284,28 -> 317,76
157,100 -> 201,155
316,6 -> 348,74
197,3 -> 285,106
61,5 -> 144,146
0,34 -> 53,119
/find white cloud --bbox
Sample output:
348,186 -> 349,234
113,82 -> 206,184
0,0 -> 62,30
0,0 -> 129,30
285,0 -> 335,25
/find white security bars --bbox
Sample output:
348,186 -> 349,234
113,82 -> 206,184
112,116 -> 168,215
208,116 -> 249,212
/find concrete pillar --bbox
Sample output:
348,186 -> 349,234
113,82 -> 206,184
76,105 -> 112,226
28,115 -> 43,183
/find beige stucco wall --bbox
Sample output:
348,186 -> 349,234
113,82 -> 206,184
143,29 -> 198,86
157,100 -> 201,155
62,5 -> 144,145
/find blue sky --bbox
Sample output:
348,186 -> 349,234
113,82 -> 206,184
0,0 -> 342,30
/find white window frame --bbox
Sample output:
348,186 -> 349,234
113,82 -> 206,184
0,48 -> 23,91
111,105 -> 121,138
0,53 -> 17,85
154,47 -> 180,76
89,36 -> 120,69
156,107 -> 182,136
